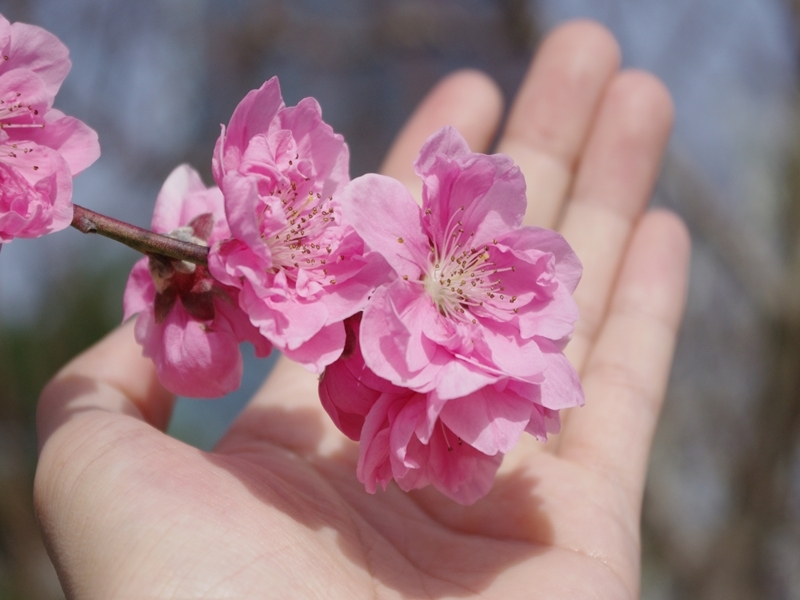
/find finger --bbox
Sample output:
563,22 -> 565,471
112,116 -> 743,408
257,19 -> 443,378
559,70 -> 674,374
380,69 -> 503,196
558,210 -> 690,510
496,20 -> 620,228
34,324 -> 250,598
36,321 -> 174,450
34,322 -> 178,582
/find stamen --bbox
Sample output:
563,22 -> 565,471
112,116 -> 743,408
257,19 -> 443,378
423,207 -> 528,323
0,123 -> 45,129
259,170 -> 343,287
440,421 -> 453,452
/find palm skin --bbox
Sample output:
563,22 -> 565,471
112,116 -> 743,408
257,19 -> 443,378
34,21 -> 690,600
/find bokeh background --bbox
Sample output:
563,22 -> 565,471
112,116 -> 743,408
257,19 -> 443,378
1,0 -> 799,598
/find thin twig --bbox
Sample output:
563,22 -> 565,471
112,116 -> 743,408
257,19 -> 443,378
70,204 -> 209,265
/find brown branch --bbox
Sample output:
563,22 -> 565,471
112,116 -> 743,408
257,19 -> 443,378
70,204 -> 209,265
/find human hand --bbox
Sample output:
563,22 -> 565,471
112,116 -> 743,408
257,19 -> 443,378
34,20 -> 689,599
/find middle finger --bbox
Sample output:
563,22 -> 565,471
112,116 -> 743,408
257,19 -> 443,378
497,20 -> 621,228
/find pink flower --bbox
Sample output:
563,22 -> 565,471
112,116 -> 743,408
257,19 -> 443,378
0,14 -> 100,243
320,315 -> 561,505
359,391 -> 504,505
124,165 -> 270,398
209,77 -> 381,372
340,126 -> 583,408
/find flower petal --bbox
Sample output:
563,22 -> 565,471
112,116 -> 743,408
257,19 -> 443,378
439,385 -> 532,455
214,77 -> 285,180
502,226 -> 582,294
4,19 -> 70,99
417,127 -> 526,246
151,165 -> 216,233
281,321 -> 346,373
122,257 -> 154,321
135,305 -> 243,398
536,337 -> 585,410
357,392 -> 399,493
339,173 -> 428,280
26,112 -> 100,175
424,421 -> 503,505
360,280 -> 441,386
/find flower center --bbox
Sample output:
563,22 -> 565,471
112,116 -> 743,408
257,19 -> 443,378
265,183 -> 340,285
423,206 -> 517,324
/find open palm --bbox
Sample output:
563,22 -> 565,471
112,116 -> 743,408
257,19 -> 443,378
34,21 -> 689,599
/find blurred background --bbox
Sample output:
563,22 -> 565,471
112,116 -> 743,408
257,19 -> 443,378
0,0 -> 798,598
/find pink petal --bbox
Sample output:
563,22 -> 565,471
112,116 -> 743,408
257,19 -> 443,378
429,358 -> 501,401
536,337 -> 585,410
502,226 -> 582,294
208,238 -> 268,289
357,393 -> 399,493
26,112 -> 100,175
319,361 -> 380,441
388,393 -> 427,471
524,404 -> 561,441
215,77 -> 285,180
438,385 -> 532,455
359,281 -> 440,386
135,305 -> 243,398
479,321 -> 547,382
281,321 -> 345,373
423,420 -> 502,505
215,293 -> 272,358
0,146 -> 72,240
416,127 -> 526,246
278,97 -> 350,198
4,20 -> 70,99
122,257 -> 153,321
413,126 -> 471,177
516,284 -> 580,342
221,172 -> 272,265
151,165 -> 217,233
233,270 -> 343,366
455,155 -> 526,246
339,173 -> 428,281
391,436 -> 430,493
0,68 -> 50,114
313,248 -> 391,323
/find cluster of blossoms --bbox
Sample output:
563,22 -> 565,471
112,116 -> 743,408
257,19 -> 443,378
125,82 -> 583,502
320,128 -> 583,503
3,13 -> 583,504
125,78 -> 382,396
0,15 -> 99,244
